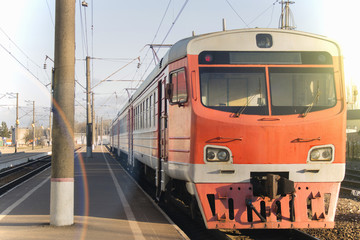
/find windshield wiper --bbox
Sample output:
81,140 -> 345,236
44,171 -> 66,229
301,86 -> 320,118
232,94 -> 257,118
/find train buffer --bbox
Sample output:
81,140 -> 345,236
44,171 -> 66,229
0,146 -> 187,240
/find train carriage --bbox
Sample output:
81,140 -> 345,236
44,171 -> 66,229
110,28 -> 345,229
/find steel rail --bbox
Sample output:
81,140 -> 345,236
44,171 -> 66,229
0,160 -> 51,196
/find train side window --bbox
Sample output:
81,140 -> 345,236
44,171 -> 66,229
146,98 -> 149,128
169,68 -> 188,105
149,95 -> 153,127
142,102 -> 145,129
153,92 -> 156,126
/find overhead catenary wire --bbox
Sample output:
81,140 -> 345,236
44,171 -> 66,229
92,56 -> 140,89
248,0 -> 280,27
139,0 -> 189,85
130,0 -> 172,91
267,1 -> 278,28
141,0 -> 173,64
78,0 -> 88,59
0,27 -> 43,69
91,0 -> 94,87
225,0 -> 250,28
45,0 -> 55,28
0,42 -> 47,88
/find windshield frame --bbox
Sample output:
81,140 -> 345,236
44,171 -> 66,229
269,67 -> 337,116
199,66 -> 269,116
198,65 -> 337,116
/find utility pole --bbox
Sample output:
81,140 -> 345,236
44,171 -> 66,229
32,101 -> 35,150
92,92 -> 95,149
86,56 -> 92,157
50,0 -> 75,227
101,117 -> 103,145
15,93 -> 19,153
49,112 -> 52,146
96,116 -> 98,146
50,66 -> 54,146
44,55 -> 54,147
279,0 -> 296,30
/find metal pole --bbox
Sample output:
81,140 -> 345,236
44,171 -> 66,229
92,92 -> 95,149
49,67 -> 54,146
49,111 -> 52,146
285,1 -> 290,29
95,116 -> 100,146
15,93 -> 19,153
96,116 -> 98,146
50,0 -> 75,226
32,101 -> 35,150
101,117 -> 103,145
86,56 -> 92,157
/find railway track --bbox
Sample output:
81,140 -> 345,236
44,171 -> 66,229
108,147 -> 319,240
0,155 -> 51,196
341,169 -> 360,195
0,147 -> 83,197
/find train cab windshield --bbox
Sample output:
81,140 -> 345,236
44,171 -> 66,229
269,67 -> 336,115
199,51 -> 336,116
200,67 -> 268,115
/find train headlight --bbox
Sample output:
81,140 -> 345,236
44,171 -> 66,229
217,150 -> 229,161
310,150 -> 320,160
205,147 -> 230,162
308,145 -> 334,162
207,151 -> 216,160
256,34 -> 273,48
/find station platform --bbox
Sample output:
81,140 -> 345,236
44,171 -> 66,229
0,146 -> 188,240
0,146 -> 52,170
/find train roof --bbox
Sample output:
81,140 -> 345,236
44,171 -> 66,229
112,28 -> 340,123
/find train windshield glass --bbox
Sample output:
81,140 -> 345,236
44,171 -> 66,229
269,68 -> 336,115
199,67 -> 268,115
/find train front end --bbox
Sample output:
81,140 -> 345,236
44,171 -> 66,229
187,29 -> 345,229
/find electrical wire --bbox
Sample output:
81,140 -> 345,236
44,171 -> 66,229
248,0 -> 279,27
83,3 -> 89,56
0,42 -> 46,87
91,0 -> 94,95
158,0 -> 189,49
132,0 -> 172,91
75,99 -> 87,110
76,79 -> 86,90
139,0 -> 189,84
0,27 -> 43,69
45,0 -> 55,28
92,57 -> 138,61
78,0 -> 87,59
225,0 -> 250,28
267,1 -> 277,28
92,57 -> 140,89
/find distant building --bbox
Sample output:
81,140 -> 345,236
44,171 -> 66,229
74,132 -> 86,145
11,128 -> 29,146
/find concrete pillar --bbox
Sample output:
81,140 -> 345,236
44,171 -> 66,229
50,0 -> 75,226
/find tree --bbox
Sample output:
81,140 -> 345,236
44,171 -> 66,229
24,126 -> 47,145
0,121 -> 11,138
74,121 -> 86,133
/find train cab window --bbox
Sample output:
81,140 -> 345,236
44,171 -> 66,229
270,68 -> 336,115
199,67 -> 268,115
169,68 -> 188,104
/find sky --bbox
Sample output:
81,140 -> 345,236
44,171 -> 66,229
0,0 -> 359,129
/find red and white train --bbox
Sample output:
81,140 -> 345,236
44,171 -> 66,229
110,28 -> 346,229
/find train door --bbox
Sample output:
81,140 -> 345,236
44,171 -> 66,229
128,108 -> 133,167
156,77 -> 168,200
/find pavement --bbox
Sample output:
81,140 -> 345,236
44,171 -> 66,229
0,146 -> 188,240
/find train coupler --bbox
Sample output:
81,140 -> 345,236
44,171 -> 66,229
250,173 -> 295,199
